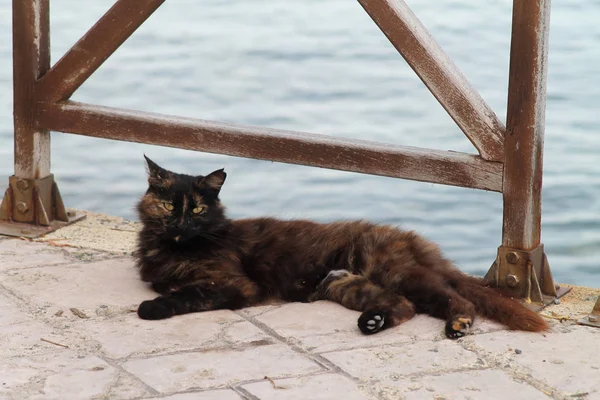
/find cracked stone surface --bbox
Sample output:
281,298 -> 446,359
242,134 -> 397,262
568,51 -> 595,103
122,344 -> 323,392
0,215 -> 599,400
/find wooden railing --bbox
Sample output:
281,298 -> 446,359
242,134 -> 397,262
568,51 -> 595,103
0,0 -> 567,304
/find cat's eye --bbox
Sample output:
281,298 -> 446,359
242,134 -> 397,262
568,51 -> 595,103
192,206 -> 206,214
162,202 -> 174,211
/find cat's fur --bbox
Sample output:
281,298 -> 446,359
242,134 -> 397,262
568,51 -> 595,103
135,156 -> 548,339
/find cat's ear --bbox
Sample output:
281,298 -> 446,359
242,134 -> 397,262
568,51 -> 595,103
197,168 -> 226,194
144,155 -> 172,189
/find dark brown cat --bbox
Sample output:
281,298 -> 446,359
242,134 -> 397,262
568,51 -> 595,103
135,156 -> 548,339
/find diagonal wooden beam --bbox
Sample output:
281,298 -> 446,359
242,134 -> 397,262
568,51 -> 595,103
36,101 -> 503,192
358,0 -> 506,162
35,0 -> 165,103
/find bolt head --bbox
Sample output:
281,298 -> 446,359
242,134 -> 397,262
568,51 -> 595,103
16,202 -> 29,213
16,180 -> 29,191
506,251 -> 520,264
506,274 -> 519,288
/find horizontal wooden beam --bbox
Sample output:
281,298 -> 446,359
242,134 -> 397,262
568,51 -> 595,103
35,0 -> 164,103
358,0 -> 506,162
36,101 -> 503,192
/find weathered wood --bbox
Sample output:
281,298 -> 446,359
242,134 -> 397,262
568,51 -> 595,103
36,101 -> 503,192
35,0 -> 165,103
13,0 -> 50,179
502,0 -> 551,250
358,0 -> 505,162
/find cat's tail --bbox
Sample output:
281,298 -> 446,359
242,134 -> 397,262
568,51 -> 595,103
454,276 -> 549,332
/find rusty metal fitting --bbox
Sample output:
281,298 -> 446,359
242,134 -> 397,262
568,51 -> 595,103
16,179 -> 29,191
16,202 -> 29,213
505,251 -> 520,264
506,274 -> 519,288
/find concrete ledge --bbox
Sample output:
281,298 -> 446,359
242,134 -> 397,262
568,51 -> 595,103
0,210 -> 598,399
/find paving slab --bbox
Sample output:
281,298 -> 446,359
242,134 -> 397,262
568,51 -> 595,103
322,340 -> 482,382
149,391 -> 243,399
0,352 -> 150,400
0,239 -> 74,270
0,258 -> 154,317
242,373 -> 374,400
464,326 -> 600,397
374,369 -> 552,400
74,310 -> 271,359
122,343 -> 324,393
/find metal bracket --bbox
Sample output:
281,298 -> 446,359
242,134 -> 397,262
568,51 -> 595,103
578,296 -> 600,328
0,175 -> 85,238
485,244 -> 571,306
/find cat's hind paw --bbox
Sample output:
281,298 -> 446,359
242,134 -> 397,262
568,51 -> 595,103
445,315 -> 473,339
358,310 -> 387,335
137,299 -> 174,320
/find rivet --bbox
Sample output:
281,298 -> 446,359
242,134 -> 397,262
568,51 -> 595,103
505,251 -> 520,264
16,180 -> 29,191
506,274 -> 519,288
16,202 -> 29,213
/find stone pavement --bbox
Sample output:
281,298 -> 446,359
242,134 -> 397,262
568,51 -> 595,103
0,211 -> 599,400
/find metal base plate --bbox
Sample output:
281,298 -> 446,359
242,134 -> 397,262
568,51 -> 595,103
577,316 -> 600,328
526,286 -> 572,312
577,296 -> 600,328
0,211 -> 86,238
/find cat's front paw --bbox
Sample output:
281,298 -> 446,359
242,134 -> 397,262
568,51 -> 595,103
310,269 -> 352,301
445,315 -> 473,339
318,269 -> 351,288
358,309 -> 387,335
138,299 -> 174,320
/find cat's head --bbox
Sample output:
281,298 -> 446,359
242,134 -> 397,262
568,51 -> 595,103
137,155 -> 228,243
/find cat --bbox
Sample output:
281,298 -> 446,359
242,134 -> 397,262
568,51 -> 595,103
134,156 -> 548,339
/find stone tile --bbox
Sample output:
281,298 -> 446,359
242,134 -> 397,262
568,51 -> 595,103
0,258 -> 154,316
150,391 -> 242,399
0,239 -> 74,270
374,369 -> 551,400
242,373 -> 373,400
465,327 -> 600,396
123,344 -> 323,393
0,292 -> 31,326
253,301 -> 505,353
38,210 -> 139,255
0,352 -> 150,400
323,340 -> 481,380
0,319 -> 64,358
76,310 -> 270,359
254,301 -> 413,353
238,302 -> 284,318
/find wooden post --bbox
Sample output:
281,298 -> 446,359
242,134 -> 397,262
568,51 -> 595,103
12,0 -> 50,180
0,0 -> 83,235
485,0 -> 567,303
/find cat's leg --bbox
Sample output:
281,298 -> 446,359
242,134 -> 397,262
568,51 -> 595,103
310,270 -> 416,335
137,278 -> 261,320
150,281 -> 174,295
375,267 -> 476,339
